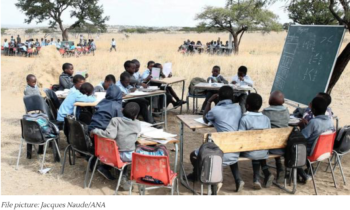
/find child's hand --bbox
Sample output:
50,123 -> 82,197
208,94 -> 219,102
122,93 -> 126,97
89,131 -> 94,138
141,83 -> 147,88
168,73 -> 173,78
239,76 -> 244,81
130,88 -> 137,93
232,81 -> 237,85
146,75 -> 152,81
298,118 -> 308,129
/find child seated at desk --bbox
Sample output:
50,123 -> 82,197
59,63 -> 74,90
94,74 -> 116,92
116,72 -> 155,124
231,66 -> 254,113
201,65 -> 228,112
124,60 -> 147,88
131,59 -> 141,83
57,83 -> 96,122
188,86 -> 243,193
239,93 -> 274,190
262,90 -> 290,183
24,74 -> 41,96
91,102 -> 141,189
297,96 -> 335,183
152,63 -> 186,109
302,92 -> 333,123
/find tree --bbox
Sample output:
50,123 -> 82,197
16,0 -> 109,41
196,0 -> 282,54
1,28 -> 8,35
288,0 -> 340,25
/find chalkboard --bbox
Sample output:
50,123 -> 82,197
271,25 -> 345,105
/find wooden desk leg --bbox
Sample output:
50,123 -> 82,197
164,93 -> 167,130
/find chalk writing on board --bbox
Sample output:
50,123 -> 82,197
320,35 -> 334,44
303,68 -> 318,82
297,28 -> 309,34
302,38 -> 316,50
309,53 -> 323,65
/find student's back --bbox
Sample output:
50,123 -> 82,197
262,106 -> 289,128
88,85 -> 123,133
239,112 -> 271,131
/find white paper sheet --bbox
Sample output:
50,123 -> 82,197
195,118 -> 212,126
163,63 -> 172,77
151,68 -> 161,80
94,92 -> 106,103
128,91 -> 149,96
142,129 -> 177,139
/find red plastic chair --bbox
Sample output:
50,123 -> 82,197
59,49 -> 65,55
307,131 -> 337,195
88,135 -> 130,195
129,153 -> 179,195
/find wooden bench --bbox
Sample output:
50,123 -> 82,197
204,127 -> 293,161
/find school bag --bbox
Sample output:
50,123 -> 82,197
334,126 -> 350,153
189,77 -> 206,96
196,138 -> 223,185
23,113 -> 59,139
284,128 -> 307,168
135,145 -> 169,157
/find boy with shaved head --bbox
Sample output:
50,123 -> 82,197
262,90 -> 290,183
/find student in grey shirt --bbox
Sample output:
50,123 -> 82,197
262,90 -> 290,183
94,74 -> 116,92
24,74 -> 41,96
239,93 -> 274,190
59,63 -> 74,90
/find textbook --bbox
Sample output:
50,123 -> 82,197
151,68 -> 161,80
163,62 -> 172,77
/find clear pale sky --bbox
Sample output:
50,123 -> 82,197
1,0 -> 291,28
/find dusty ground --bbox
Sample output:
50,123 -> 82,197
1,32 -> 350,195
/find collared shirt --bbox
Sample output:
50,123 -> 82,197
70,86 -> 78,93
239,112 -> 271,131
205,99 -> 242,132
123,71 -> 141,87
134,72 -> 141,81
116,81 -> 133,95
41,41 -> 46,46
24,85 -> 40,96
231,75 -> 254,87
141,69 -> 151,80
303,107 -> 333,122
301,115 -> 335,154
94,82 -> 105,92
57,90 -> 96,121
207,75 -> 228,84
111,41 -> 116,46
3,42 -> 9,48
262,105 -> 290,128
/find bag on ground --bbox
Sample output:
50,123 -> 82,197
284,128 -> 307,168
196,142 -> 223,184
334,126 -> 350,153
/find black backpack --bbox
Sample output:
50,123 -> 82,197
284,128 -> 307,168
334,126 -> 350,153
196,137 -> 224,185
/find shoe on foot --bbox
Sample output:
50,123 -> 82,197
303,175 -> 312,184
253,181 -> 262,190
120,176 -> 131,191
185,173 -> 196,182
264,174 -> 274,188
236,180 -> 245,192
276,170 -> 285,184
97,166 -> 116,181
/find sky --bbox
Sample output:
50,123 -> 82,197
1,0 -> 291,28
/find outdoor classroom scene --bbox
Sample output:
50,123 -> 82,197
1,0 -> 350,198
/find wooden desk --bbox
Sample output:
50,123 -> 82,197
151,77 -> 186,114
176,115 -> 214,194
74,90 -> 168,129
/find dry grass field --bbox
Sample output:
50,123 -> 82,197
1,32 -> 350,195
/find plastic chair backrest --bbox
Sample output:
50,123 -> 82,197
44,97 -> 57,120
94,135 -> 126,168
23,95 -> 49,114
21,119 -> 46,144
130,153 -> 171,186
43,88 -> 61,110
308,131 -> 336,162
67,117 -> 90,153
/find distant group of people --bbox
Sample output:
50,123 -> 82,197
178,37 -> 235,55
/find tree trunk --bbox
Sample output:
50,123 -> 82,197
62,29 -> 69,41
327,42 -> 350,94
233,34 -> 239,54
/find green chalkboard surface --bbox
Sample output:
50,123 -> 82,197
271,25 -> 345,105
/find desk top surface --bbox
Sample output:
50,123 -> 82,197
176,115 -> 212,130
151,77 -> 185,84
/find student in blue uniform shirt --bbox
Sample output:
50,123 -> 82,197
116,72 -> 155,124
57,83 -> 96,122
239,93 -> 274,190
131,59 -> 142,83
188,86 -> 243,193
231,66 -> 254,113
